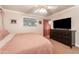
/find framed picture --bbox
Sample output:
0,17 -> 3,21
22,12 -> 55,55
39,21 -> 42,24
11,19 -> 16,24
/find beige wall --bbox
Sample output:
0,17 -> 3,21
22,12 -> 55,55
50,6 -> 79,47
3,9 -> 44,35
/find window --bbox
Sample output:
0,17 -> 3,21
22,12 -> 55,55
23,18 -> 37,26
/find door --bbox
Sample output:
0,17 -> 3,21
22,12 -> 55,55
43,20 -> 51,39
0,9 -> 2,29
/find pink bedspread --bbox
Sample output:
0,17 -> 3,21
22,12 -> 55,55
0,33 -> 54,54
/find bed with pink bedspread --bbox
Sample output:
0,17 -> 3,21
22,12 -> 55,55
0,29 -> 9,41
0,33 -> 54,54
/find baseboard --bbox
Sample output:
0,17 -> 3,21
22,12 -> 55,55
75,44 -> 79,47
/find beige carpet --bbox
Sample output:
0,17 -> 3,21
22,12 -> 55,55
50,39 -> 79,54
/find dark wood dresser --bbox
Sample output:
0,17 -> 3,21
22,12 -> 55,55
50,29 -> 76,48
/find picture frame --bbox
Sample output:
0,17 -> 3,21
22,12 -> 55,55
39,21 -> 42,24
11,19 -> 16,24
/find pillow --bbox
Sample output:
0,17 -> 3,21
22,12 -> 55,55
0,29 -> 9,41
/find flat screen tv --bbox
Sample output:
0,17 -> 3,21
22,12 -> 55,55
53,17 -> 71,29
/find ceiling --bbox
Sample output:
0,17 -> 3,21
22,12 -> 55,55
1,5 -> 74,16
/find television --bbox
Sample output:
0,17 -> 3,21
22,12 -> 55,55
53,17 -> 71,29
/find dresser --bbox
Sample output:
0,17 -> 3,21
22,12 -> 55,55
50,29 -> 76,48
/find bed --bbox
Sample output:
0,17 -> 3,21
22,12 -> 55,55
0,29 -> 9,41
0,33 -> 54,54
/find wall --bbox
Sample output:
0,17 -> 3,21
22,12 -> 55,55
50,6 -> 79,47
3,9 -> 44,35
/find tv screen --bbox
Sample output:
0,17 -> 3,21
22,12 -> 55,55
53,18 -> 71,29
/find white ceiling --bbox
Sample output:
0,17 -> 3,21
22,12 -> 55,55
1,5 -> 74,16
